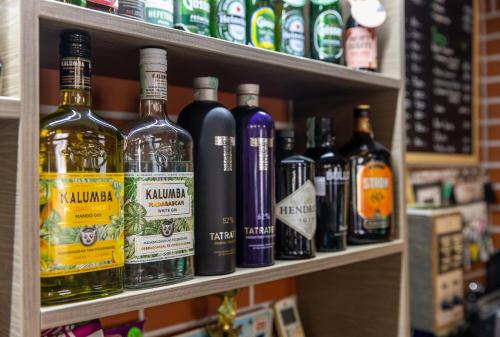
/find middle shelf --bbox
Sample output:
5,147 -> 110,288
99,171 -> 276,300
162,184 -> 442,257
41,239 -> 403,329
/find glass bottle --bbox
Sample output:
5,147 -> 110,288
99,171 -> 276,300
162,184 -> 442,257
232,84 -> 275,267
122,48 -> 194,289
86,0 -> 118,13
211,0 -> 247,44
145,0 -> 174,27
304,117 -> 348,252
247,0 -> 276,50
174,0 -> 211,35
345,14 -> 377,71
39,30 -> 124,305
275,130 -> 316,259
118,0 -> 146,20
310,0 -> 343,63
177,77 -> 237,275
60,0 -> 87,6
341,105 -> 393,244
275,0 -> 306,57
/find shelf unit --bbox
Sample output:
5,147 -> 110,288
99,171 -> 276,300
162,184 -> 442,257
0,0 -> 408,336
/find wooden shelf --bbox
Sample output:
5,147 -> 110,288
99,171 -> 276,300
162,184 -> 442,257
0,97 -> 20,119
39,0 -> 401,98
40,239 -> 403,329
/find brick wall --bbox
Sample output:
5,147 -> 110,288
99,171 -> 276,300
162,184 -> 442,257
481,1 -> 500,245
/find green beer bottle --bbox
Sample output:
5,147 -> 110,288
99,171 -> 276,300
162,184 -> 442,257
310,0 -> 343,63
175,0 -> 211,36
247,0 -> 276,50
211,0 -> 247,44
145,0 -> 174,27
60,0 -> 86,6
275,0 -> 306,56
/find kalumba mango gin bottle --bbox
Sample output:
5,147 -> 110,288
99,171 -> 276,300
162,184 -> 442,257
123,48 -> 194,288
39,30 -> 124,305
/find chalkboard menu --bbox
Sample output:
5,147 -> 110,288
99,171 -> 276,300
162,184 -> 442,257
405,0 -> 474,155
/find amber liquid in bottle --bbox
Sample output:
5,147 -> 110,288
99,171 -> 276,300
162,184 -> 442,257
39,30 -> 124,305
341,105 -> 393,244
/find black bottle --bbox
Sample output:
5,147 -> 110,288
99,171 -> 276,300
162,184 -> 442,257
275,130 -> 316,259
177,77 -> 237,275
304,117 -> 348,252
341,105 -> 393,244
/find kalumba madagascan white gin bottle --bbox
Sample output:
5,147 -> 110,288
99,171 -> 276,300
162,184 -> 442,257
123,48 -> 194,288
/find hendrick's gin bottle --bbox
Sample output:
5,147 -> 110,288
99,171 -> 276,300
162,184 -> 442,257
275,130 -> 316,259
305,117 -> 348,252
177,77 -> 237,275
232,84 -> 275,267
341,105 -> 393,244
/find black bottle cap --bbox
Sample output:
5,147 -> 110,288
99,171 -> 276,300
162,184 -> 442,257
307,117 -> 334,148
276,129 -> 294,139
60,30 -> 91,59
354,104 -> 371,118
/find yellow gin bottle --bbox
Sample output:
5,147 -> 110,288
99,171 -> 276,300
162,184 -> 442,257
39,30 -> 124,305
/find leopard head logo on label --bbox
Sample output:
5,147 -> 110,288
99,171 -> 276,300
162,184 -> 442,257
160,220 -> 175,237
80,226 -> 98,246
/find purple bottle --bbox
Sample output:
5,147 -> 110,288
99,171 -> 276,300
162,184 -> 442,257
232,84 -> 275,267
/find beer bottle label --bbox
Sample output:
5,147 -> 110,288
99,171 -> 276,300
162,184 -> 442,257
145,0 -> 174,27
276,180 -> 317,240
312,8 -> 343,61
175,0 -> 211,35
250,6 -> 276,50
280,9 -> 305,56
356,161 -> 393,229
214,0 -> 246,44
345,26 -> 378,69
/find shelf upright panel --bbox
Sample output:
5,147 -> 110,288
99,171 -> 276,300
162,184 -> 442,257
14,0 -> 41,336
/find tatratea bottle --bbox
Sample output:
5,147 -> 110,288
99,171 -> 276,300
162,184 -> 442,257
123,48 -> 194,289
275,130 -> 316,259
177,77 -> 237,275
304,117 -> 348,252
232,84 -> 275,267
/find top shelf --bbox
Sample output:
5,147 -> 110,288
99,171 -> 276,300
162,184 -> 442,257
39,0 -> 401,98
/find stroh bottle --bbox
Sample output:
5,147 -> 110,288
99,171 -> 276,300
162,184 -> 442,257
123,48 -> 194,289
341,105 -> 393,243
39,30 -> 124,304
275,130 -> 316,259
232,84 -> 275,267
177,77 -> 237,275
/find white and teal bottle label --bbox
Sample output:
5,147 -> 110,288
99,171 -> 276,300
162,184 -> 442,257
313,9 -> 343,60
281,9 -> 305,56
175,0 -> 211,35
145,0 -> 174,27
250,7 -> 276,50
215,0 -> 246,44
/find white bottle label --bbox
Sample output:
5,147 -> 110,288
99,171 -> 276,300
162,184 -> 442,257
314,176 -> 326,196
276,180 -> 317,240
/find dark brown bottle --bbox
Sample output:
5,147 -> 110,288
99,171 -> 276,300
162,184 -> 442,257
341,105 -> 393,244
275,130 -> 316,259
304,117 -> 348,252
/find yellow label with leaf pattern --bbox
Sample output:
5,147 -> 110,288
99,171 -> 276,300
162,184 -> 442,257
40,172 -> 124,278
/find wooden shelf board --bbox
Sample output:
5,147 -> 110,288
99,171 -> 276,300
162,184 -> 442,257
40,239 -> 403,329
39,0 -> 401,98
0,96 -> 20,119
